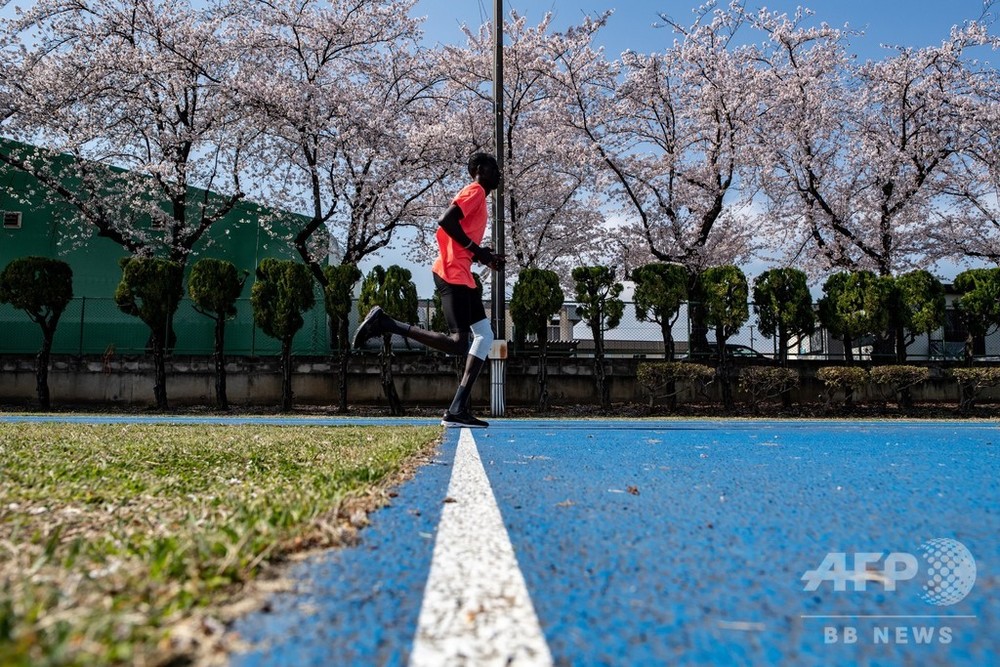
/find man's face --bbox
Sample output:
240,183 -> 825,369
478,160 -> 501,192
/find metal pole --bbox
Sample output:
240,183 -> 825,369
491,0 -> 506,417
492,0 -> 505,339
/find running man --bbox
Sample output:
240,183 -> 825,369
353,153 -> 504,428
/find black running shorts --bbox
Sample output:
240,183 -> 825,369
434,273 -> 487,333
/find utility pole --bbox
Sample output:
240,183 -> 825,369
490,0 -> 507,416
492,0 -> 505,340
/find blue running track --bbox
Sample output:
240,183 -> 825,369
230,419 -> 998,666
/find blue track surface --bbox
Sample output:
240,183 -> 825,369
481,421 -> 998,665
228,419 -> 999,666
5,416 -> 996,664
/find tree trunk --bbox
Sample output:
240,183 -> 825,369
778,329 -> 789,367
36,327 -> 54,410
778,328 -> 792,408
873,332 -> 895,362
537,329 -> 549,413
958,381 -> 976,414
591,323 -> 609,410
380,334 -> 404,416
658,320 -> 677,410
899,386 -> 914,411
213,317 -> 229,410
280,337 -> 293,412
152,334 -> 168,410
165,315 -> 178,352
895,326 -> 908,363
841,334 -> 857,407
720,367 -> 734,411
717,327 -> 734,412
338,318 -> 350,413
660,320 -> 675,360
689,301 -> 710,355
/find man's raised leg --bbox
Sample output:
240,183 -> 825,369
353,306 -> 467,356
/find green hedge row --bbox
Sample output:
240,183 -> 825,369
637,362 -> 1000,413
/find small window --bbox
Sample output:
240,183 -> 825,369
2,211 -> 22,229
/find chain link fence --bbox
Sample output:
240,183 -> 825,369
0,297 -> 982,361
551,301 -> 978,361
541,301 -> 792,359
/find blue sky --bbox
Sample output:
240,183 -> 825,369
413,0 -> 994,60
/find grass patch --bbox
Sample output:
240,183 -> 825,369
0,422 -> 440,666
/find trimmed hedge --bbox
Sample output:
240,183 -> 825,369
951,367 -> 1000,413
869,365 -> 931,409
739,367 -> 799,412
632,363 -> 999,413
816,366 -> 869,409
636,362 -> 715,410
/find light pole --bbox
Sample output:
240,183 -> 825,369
490,0 -> 506,416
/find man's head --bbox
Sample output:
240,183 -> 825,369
468,153 -> 500,192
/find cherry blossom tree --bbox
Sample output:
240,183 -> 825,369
436,11 -> 609,280
553,2 -> 762,277
935,159 -> 1000,265
0,0 -> 253,264
229,0 -> 456,284
930,34 -> 1000,266
0,6 -> 19,129
225,0 -> 459,414
752,5 -> 998,276
549,2 -> 765,353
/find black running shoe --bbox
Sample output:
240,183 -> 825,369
441,411 -> 489,428
353,306 -> 387,348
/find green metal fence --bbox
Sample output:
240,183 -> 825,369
0,296 -> 333,356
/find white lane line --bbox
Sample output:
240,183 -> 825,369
409,428 -> 554,667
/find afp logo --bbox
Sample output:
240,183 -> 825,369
802,538 -> 977,606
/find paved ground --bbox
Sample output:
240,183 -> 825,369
224,419 -> 999,666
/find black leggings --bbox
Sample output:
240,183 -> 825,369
434,274 -> 487,333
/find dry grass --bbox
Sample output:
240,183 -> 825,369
0,422 -> 440,666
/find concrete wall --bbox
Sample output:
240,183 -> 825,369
1,354 -> 998,409
0,354 -> 651,407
